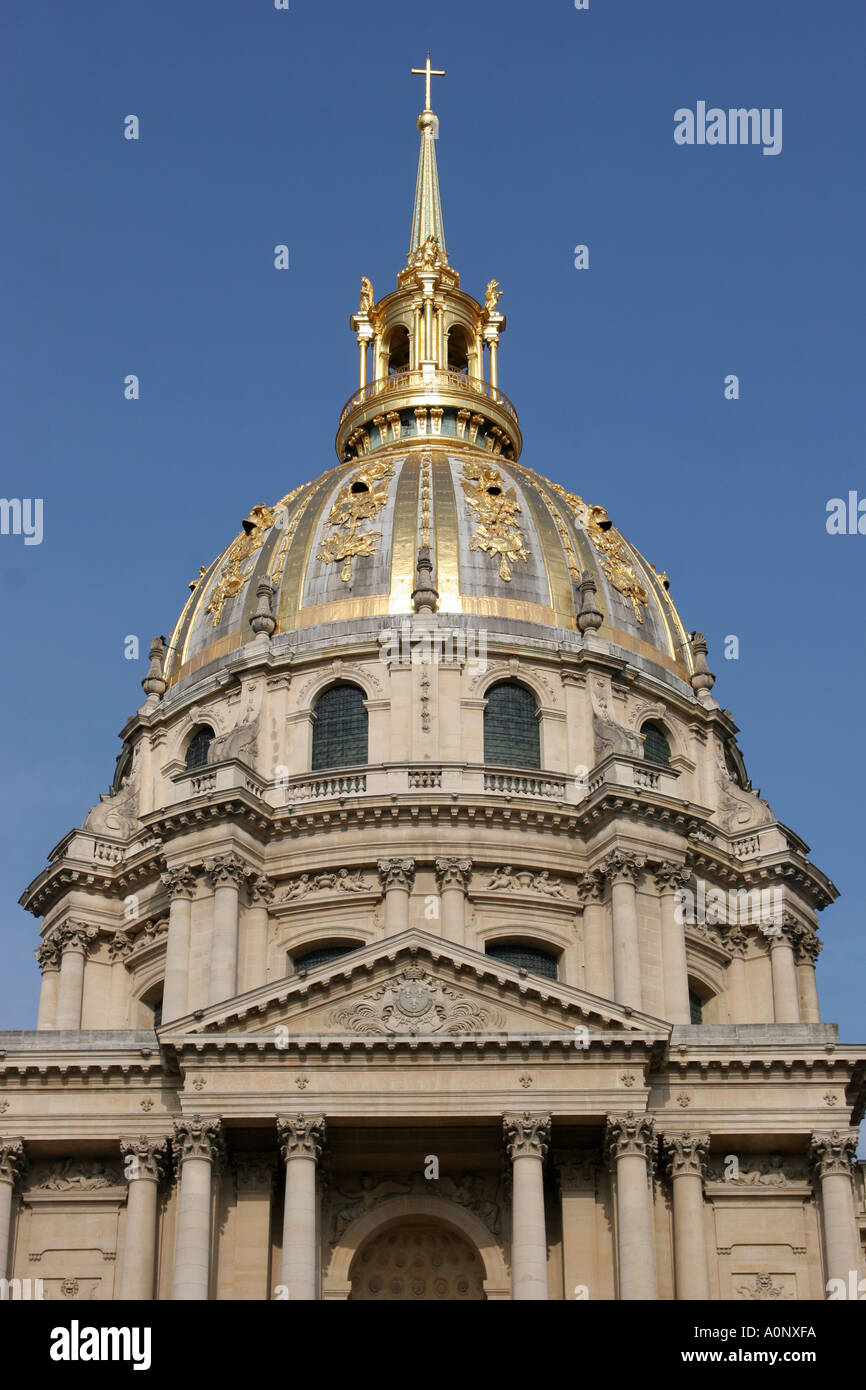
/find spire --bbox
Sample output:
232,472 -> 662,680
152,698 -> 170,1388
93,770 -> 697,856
409,52 -> 447,260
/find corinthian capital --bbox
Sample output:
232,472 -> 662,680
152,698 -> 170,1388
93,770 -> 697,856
203,852 -> 251,890
604,1111 -> 655,1165
810,1129 -> 858,1180
434,857 -> 472,891
793,925 -> 822,965
120,1136 -> 169,1183
503,1112 -> 552,1162
57,921 -> 99,955
0,1138 -> 26,1188
377,858 -> 416,893
597,850 -> 645,887
173,1114 -> 224,1170
160,864 -> 198,899
248,873 -> 275,906
662,1131 -> 710,1180
277,1114 -> 326,1162
107,931 -> 134,963
653,861 -> 691,894
35,938 -> 61,973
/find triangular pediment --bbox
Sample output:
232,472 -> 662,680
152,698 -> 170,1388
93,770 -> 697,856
158,931 -> 670,1047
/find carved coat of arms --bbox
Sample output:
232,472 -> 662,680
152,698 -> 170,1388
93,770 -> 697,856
329,965 -> 504,1036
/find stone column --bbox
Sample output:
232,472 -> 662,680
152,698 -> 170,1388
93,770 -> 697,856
277,1114 -> 326,1301
794,928 -> 822,1023
434,858 -> 472,944
810,1130 -> 862,1288
662,1132 -> 711,1299
503,1112 -> 551,1300
204,853 -> 250,1006
244,875 -> 274,993
768,925 -> 801,1023
0,1139 -> 26,1278
55,922 -> 96,1029
725,929 -> 750,1023
654,863 -> 692,1024
578,874 -> 610,998
161,865 -> 197,1022
107,933 -> 134,1028
35,939 -> 61,1029
377,859 -> 415,933
172,1115 -> 224,1300
605,1112 -> 657,1300
118,1136 -> 168,1300
599,852 -> 646,1012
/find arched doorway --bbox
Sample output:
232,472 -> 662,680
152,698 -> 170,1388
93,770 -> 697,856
349,1219 -> 485,1300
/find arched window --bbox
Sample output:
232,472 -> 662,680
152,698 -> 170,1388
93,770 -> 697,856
688,989 -> 704,1025
291,943 -> 358,974
185,725 -> 214,770
447,325 -> 470,374
485,942 -> 559,981
484,681 -> 540,769
386,325 -> 410,375
641,720 -> 671,768
311,683 -> 368,771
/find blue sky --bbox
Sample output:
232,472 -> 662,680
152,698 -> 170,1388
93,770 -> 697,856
1,0 -> 863,1100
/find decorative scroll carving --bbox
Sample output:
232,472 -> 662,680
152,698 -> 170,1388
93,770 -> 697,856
459,460 -> 528,582
434,858 -> 472,891
377,859 -> 416,893
604,1112 -> 655,1166
597,851 -> 646,887
277,1114 -> 326,1162
547,480 -> 648,623
810,1130 -> 858,1179
160,865 -> 198,900
485,866 -> 569,898
0,1139 -> 26,1188
28,1159 -> 122,1191
119,1136 -> 169,1183
173,1115 -> 224,1170
317,458 -> 395,582
329,965 -> 505,1037
278,869 -> 370,902
662,1132 -> 710,1180
205,503 -> 278,625
503,1113 -> 551,1162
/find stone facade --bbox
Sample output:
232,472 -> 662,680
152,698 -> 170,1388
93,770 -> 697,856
3,79 -> 864,1303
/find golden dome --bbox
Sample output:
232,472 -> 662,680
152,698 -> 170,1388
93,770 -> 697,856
164,452 -> 694,690
163,61 -> 694,693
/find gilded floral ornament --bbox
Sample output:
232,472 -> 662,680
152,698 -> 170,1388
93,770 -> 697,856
548,480 -> 648,623
205,503 -> 279,625
460,460 -> 528,582
317,458 -> 395,583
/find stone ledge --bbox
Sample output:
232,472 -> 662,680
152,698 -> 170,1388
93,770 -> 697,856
670,1023 -> 839,1045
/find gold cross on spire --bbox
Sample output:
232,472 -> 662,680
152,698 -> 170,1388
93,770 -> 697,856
411,51 -> 445,112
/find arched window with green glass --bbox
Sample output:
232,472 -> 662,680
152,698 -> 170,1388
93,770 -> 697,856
641,720 -> 672,769
483,681 -> 540,769
311,683 -> 368,771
